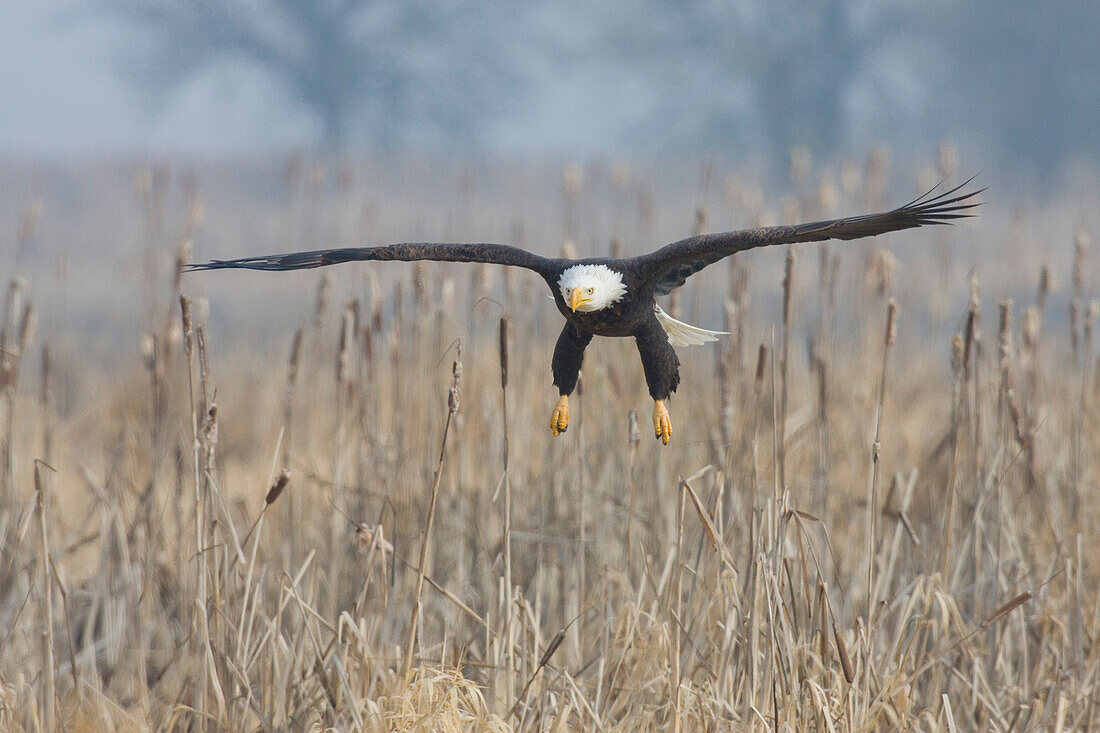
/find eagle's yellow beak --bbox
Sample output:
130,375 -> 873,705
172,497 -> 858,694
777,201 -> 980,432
569,288 -> 591,312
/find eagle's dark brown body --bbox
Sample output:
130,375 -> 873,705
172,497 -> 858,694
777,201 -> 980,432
543,258 -> 681,402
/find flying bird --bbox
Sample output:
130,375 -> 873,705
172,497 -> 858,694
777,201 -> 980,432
190,180 -> 980,444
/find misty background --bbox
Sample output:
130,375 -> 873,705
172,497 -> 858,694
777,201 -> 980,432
4,0 -> 1098,186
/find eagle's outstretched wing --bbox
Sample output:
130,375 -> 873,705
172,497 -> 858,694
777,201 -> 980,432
188,242 -> 556,276
640,179 -> 982,296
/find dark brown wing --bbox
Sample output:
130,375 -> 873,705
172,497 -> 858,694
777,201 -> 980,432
640,179 -> 982,295
188,242 -> 556,276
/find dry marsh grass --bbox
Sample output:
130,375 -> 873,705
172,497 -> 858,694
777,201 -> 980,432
0,153 -> 1098,730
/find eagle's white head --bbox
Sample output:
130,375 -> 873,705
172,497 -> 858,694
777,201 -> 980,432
558,264 -> 627,312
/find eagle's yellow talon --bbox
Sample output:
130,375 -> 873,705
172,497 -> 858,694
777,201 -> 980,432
653,399 -> 672,445
550,395 -> 570,436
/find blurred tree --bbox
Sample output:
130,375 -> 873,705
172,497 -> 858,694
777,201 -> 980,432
917,0 -> 1100,181
94,0 -> 1099,178
100,0 -> 517,149
591,0 -> 916,166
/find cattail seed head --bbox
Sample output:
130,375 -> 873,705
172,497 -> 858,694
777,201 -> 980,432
693,208 -> 707,237
884,297 -> 893,345
540,628 -> 567,668
499,317 -> 509,389
202,403 -> 218,464
1073,228 -> 1089,294
1022,307 -> 1039,353
413,261 -> 428,307
1071,300 -> 1081,357
448,349 -> 463,416
313,275 -> 329,328
951,333 -> 964,378
287,328 -> 303,387
963,296 -> 979,376
885,299 -> 897,347
337,303 -> 355,387
981,592 -> 1032,628
783,251 -> 795,325
865,248 -> 898,298
40,345 -> 49,405
1007,390 -> 1028,450
999,300 -> 1013,363
754,343 -> 768,391
361,325 -> 373,365
265,469 -> 290,505
173,238 -> 191,293
141,333 -> 156,371
1086,301 -> 1099,345
1038,265 -> 1051,311
833,622 -> 854,683
369,271 -> 384,333
13,304 -> 36,387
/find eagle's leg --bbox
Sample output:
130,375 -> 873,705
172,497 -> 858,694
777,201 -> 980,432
550,323 -> 593,436
635,315 -> 681,445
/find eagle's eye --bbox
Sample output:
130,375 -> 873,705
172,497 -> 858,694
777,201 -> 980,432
587,287 -> 594,294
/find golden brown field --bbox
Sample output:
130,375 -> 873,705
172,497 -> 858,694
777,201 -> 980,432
0,151 -> 1097,730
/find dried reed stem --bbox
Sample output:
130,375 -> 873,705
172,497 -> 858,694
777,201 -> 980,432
499,316 -> 514,707
779,251 -> 795,492
625,410 -> 641,565
36,461 -> 56,730
866,300 -> 896,630
405,349 -> 462,675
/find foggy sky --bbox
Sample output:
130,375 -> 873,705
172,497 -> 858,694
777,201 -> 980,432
3,1 -> 653,156
4,0 -> 1097,182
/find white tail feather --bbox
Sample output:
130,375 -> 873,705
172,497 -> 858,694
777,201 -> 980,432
654,305 -> 728,347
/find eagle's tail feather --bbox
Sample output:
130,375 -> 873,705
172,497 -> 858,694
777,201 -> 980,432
654,305 -> 728,347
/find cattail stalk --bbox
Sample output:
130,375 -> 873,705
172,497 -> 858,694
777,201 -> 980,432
282,327 -> 303,561
238,469 -> 291,556
671,477 -> 688,733
752,343 -> 767,506
499,316 -> 515,707
1,284 -> 33,506
833,621 -> 854,684
866,299 -> 897,629
814,342 -> 829,518
40,346 -> 51,464
405,348 -> 462,675
626,410 -> 641,565
36,462 -> 56,730
779,251 -> 795,493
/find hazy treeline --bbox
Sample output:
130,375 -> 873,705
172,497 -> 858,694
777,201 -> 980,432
98,0 -> 1098,180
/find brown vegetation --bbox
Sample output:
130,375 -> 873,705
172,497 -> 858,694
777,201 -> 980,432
0,153 -> 1096,730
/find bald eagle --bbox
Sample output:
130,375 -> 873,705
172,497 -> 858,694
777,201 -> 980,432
190,180 -> 980,444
